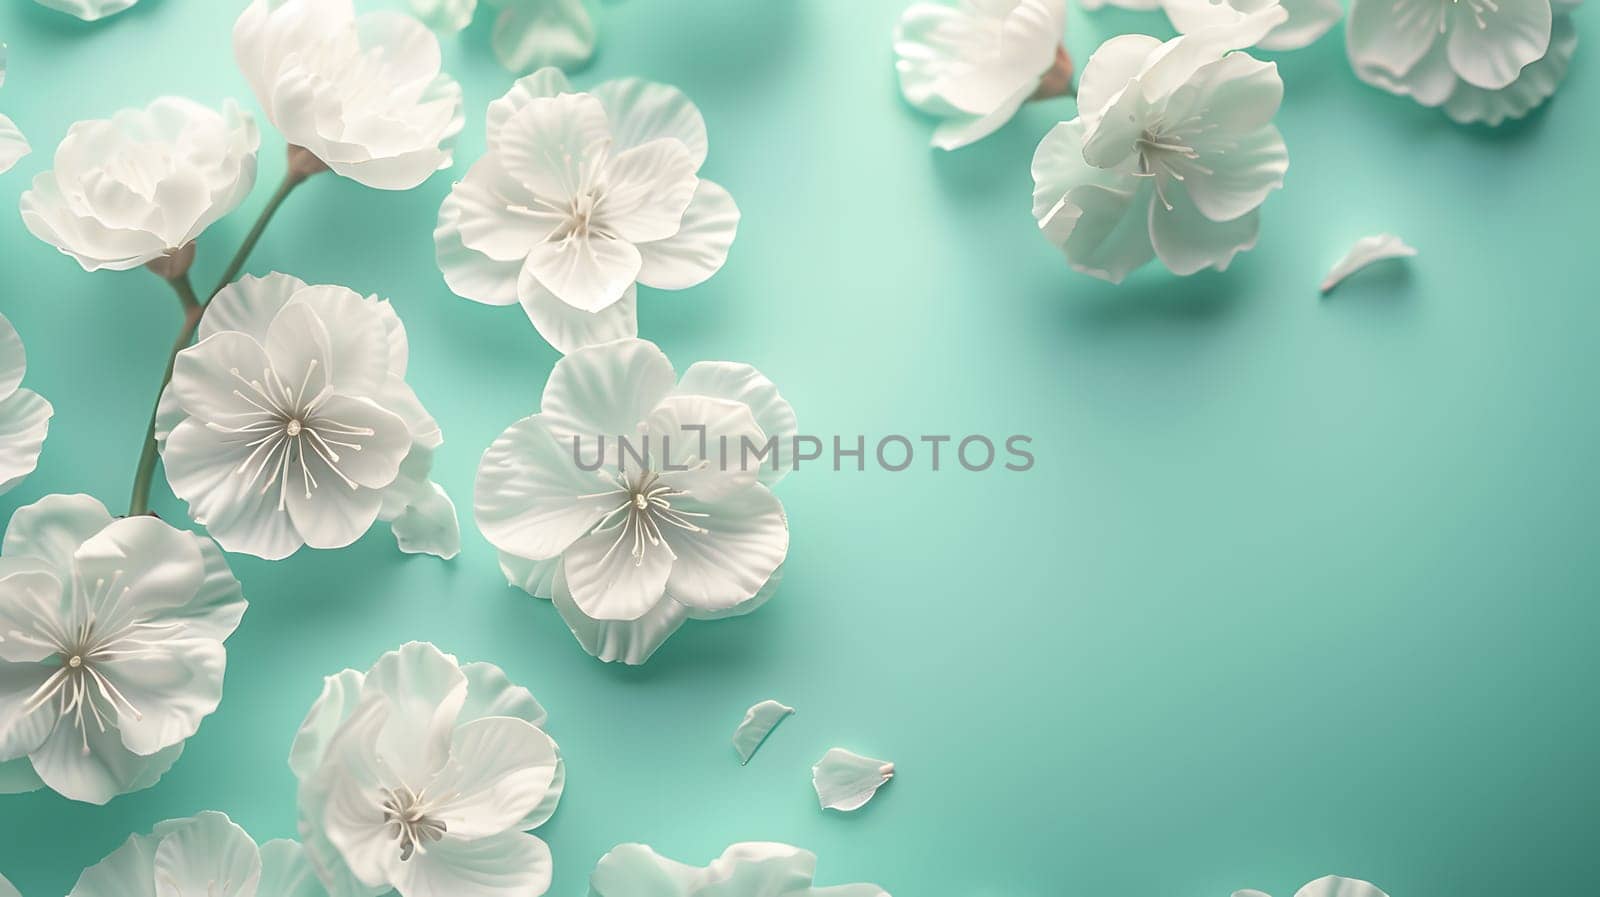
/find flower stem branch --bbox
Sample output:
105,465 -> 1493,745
1031,45 -> 1076,101
127,145 -> 322,517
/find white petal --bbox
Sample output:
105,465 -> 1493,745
70,833 -> 160,897
386,831 -> 551,897
591,77 -> 709,165
101,637 -> 226,757
459,662 -> 548,729
732,699 -> 794,765
448,156 -> 556,264
475,414 -> 616,560
1320,234 -> 1418,293
162,418 -> 305,561
492,0 -> 596,74
0,654 -> 56,760
562,525 -> 674,621
153,812 -> 261,897
1444,13 -> 1577,125
72,515 -> 206,631
1294,877 -> 1392,897
588,843 -> 701,896
412,0 -> 477,33
635,179 -> 741,291
289,668 -> 366,781
660,486 -> 789,614
437,195 -> 524,306
1076,35 -> 1163,127
360,641 -> 469,786
552,570 -> 689,665
1352,34 -> 1460,106
485,67 -> 574,143
1,493 -> 113,575
1184,124 -> 1288,223
258,840 -> 327,897
0,312 -> 25,400
1345,0 -> 1445,79
524,234 -> 643,314
1260,0 -> 1343,50
493,94 -> 610,204
929,83 -> 1032,150
0,389 -> 52,496
599,139 -> 699,244
281,286 -> 395,396
683,562 -> 784,621
1445,0 -> 1553,90
519,273 -> 639,355
811,748 -> 895,812
0,113 -> 28,175
1148,184 -> 1260,275
500,552 -> 563,599
30,718 -> 184,805
430,716 -> 561,838
646,395 -> 764,502
674,361 -> 797,487
199,272 -> 307,342
390,480 -> 461,559
32,0 -> 139,21
539,338 -> 677,444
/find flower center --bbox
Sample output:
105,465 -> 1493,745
380,786 -> 448,862
1134,125 -> 1215,212
213,362 -> 377,510
581,471 -> 711,565
16,571 -> 171,751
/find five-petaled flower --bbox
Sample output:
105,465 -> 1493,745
20,97 -> 259,272
68,811 -> 326,897
234,0 -> 464,190
436,68 -> 740,354
158,273 -> 458,561
292,642 -> 564,897
1347,0 -> 1580,125
0,313 -> 51,496
477,338 -> 795,664
0,494 -> 246,805
893,0 -> 1072,150
1030,16 -> 1290,283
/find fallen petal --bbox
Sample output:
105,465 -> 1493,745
732,700 -> 794,765
1321,234 -> 1417,294
812,748 -> 894,812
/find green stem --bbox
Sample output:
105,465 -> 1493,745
126,166 -> 309,517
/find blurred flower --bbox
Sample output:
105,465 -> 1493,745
20,98 -> 258,272
293,642 -> 564,897
412,0 -> 597,74
1083,0 -> 1340,52
589,843 -> 890,897
478,338 -> 794,664
0,46 -> 29,175
1030,18 -> 1289,283
1237,875 -> 1392,897
67,812 -> 326,897
893,0 -> 1071,149
1349,0 -> 1580,125
159,274 -> 458,560
234,0 -> 463,190
437,69 -> 738,353
0,494 -> 246,805
31,0 -> 138,21
0,313 -> 51,496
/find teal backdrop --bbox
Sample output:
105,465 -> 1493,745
1,1 -> 1597,894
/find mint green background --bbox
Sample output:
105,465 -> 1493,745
2,0 -> 1598,894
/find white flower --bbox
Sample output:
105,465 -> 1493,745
1030,19 -> 1289,283
0,46 -> 30,176
477,338 -> 794,664
292,642 -> 564,897
234,0 -> 464,190
436,69 -> 740,354
158,273 -> 459,561
589,843 -> 890,897
0,873 -> 13,897
68,811 -> 327,897
812,748 -> 895,811
413,0 -> 597,74
1238,874 -> 1391,897
1348,0 -> 1580,125
0,494 -> 246,805
0,313 -> 51,496
19,98 -> 258,272
893,0 -> 1071,150
1160,0 -> 1341,51
31,0 -> 138,21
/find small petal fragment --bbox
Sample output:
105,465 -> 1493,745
732,699 -> 794,765
812,748 -> 895,812
1320,234 -> 1418,293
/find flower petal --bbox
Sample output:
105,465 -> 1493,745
431,716 -> 561,838
487,70 -> 575,145
660,485 -> 789,614
598,139 -> 699,244
1149,183 -> 1260,275
450,156 -> 557,263
1184,124 -> 1287,223
0,655 -> 56,761
29,718 -> 184,805
492,0 -> 596,74
811,748 -> 894,812
285,286 -> 397,396
475,414 -> 616,560
0,389 -> 52,496
732,699 -> 794,765
1076,34 -> 1163,126
389,480 -> 461,560
1261,0 -> 1343,51
101,637 -> 226,757
69,833 -> 160,897
361,641 -> 468,786
552,573 -> 689,665
72,515 -> 206,632
1,493 -> 113,575
524,233 -> 643,313
258,840 -> 327,897
539,338 -> 677,444
635,180 -> 740,291
390,830 -> 553,897
152,812 -> 261,897
647,395 -> 764,502
162,419 -> 304,561
674,361 -> 798,488
493,92 -> 611,203
519,273 -> 639,355
561,525 -> 674,621
199,273 -> 307,342
1346,0 -> 1445,79
289,667 -> 366,781
1320,233 -> 1418,293
1445,0 -> 1552,90
1443,13 -> 1577,125
591,77 -> 709,166
0,113 -> 28,176
1294,876 -> 1392,897
436,195 -> 524,306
